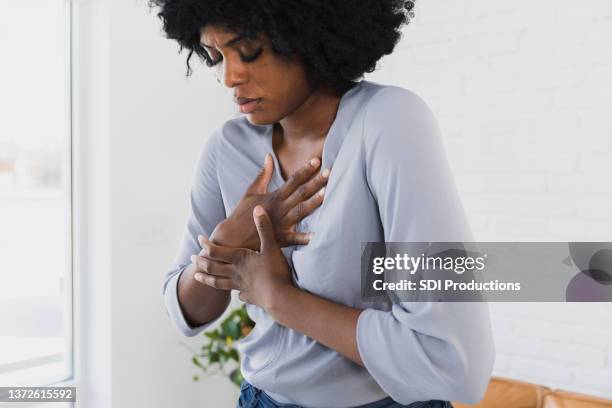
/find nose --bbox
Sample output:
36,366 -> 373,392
218,56 -> 247,88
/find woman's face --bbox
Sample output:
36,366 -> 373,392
199,24 -> 313,126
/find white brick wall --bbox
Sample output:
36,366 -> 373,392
366,0 -> 612,399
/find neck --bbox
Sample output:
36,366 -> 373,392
276,86 -> 343,145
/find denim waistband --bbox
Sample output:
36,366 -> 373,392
239,380 -> 451,408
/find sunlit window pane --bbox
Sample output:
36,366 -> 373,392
0,0 -> 72,385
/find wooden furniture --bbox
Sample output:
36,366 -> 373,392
452,377 -> 612,408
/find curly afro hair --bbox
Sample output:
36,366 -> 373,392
149,0 -> 416,95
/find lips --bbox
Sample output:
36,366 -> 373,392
236,97 -> 262,114
235,96 -> 257,105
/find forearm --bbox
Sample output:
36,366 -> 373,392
267,285 -> 365,367
175,227 -> 237,328
177,262 -> 231,327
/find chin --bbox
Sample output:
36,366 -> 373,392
244,112 -> 276,126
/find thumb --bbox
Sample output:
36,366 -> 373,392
253,205 -> 277,253
249,153 -> 274,194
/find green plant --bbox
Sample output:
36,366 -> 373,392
191,304 -> 255,387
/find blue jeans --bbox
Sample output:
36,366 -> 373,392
236,380 -> 454,408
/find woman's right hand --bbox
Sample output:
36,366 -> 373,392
209,153 -> 330,251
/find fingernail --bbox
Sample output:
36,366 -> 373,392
191,254 -> 196,262
194,273 -> 204,283
318,186 -> 325,197
309,158 -> 320,167
322,168 -> 331,178
254,206 -> 265,217
264,153 -> 271,165
309,232 -> 315,241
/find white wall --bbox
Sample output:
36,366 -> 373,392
366,0 -> 612,399
74,0 -> 239,406
74,0 -> 612,406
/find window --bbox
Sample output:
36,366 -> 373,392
0,0 -> 73,386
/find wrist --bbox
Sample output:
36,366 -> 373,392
211,219 -> 259,250
265,283 -> 299,319
210,221 -> 232,246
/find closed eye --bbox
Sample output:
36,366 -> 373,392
204,48 -> 263,67
240,48 -> 263,62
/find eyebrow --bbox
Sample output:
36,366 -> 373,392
200,33 -> 246,49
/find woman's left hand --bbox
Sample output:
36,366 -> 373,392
191,205 -> 294,310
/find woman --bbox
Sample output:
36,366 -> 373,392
153,1 -> 495,407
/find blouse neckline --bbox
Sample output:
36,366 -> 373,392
258,80 -> 364,189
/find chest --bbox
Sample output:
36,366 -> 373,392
272,137 -> 325,182
286,156 -> 383,305
216,130 -> 385,305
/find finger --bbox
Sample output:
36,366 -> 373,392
275,157 -> 321,199
283,186 -> 326,224
247,153 -> 274,194
194,272 -> 236,291
278,231 -> 313,247
191,255 -> 235,278
253,206 -> 278,253
198,236 -> 248,264
282,166 -> 330,212
197,233 -> 208,248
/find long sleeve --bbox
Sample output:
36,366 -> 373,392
357,87 -> 495,404
162,129 -> 227,337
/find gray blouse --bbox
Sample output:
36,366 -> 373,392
162,80 -> 495,407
